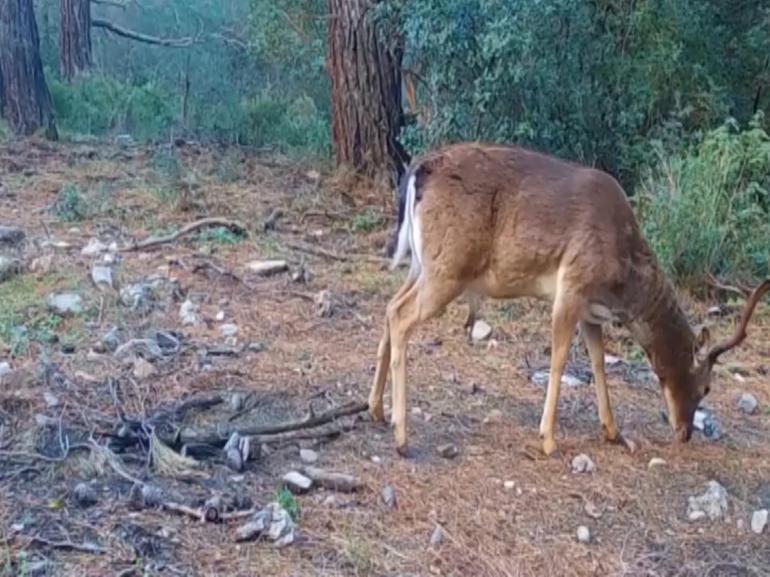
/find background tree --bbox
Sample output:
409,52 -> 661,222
0,0 -> 57,138
59,0 -> 92,81
326,0 -> 408,182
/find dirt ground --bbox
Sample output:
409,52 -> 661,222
0,139 -> 768,577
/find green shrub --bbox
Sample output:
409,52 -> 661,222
636,115 -> 770,285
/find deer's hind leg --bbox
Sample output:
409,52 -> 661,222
368,276 -> 417,423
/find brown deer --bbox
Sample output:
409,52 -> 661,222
371,142 -> 769,457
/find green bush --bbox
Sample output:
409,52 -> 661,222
636,115 -> 770,285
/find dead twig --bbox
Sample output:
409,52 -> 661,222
284,240 -> 383,265
28,535 -> 106,555
121,218 -> 247,252
706,272 -> 752,298
249,422 -> 353,445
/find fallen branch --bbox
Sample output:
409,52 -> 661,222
165,401 -> 368,448
121,218 -> 247,252
301,466 -> 363,493
284,240 -> 383,265
93,19 -> 197,47
28,535 -> 106,555
162,500 -> 257,524
706,272 -> 752,298
249,422 -> 353,446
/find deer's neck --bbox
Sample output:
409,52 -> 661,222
626,269 -> 696,381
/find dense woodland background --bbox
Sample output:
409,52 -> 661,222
1,0 -> 769,286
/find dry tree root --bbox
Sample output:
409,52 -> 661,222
120,218 -> 247,252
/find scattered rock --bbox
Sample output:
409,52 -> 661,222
737,393 -> 758,415
437,443 -> 460,459
114,339 -> 163,362
751,509 -> 768,534
604,354 -> 623,366
226,448 -> 244,472
119,282 -> 155,311
220,323 -> 239,338
584,501 -> 602,519
532,371 -> 588,388
283,471 -> 313,494
687,481 -> 728,521
471,320 -> 492,341
235,502 -> 295,547
0,256 -> 21,282
299,449 -> 319,464
503,480 -> 516,491
47,293 -> 83,316
301,466 -> 363,493
179,299 -> 201,326
382,485 -> 397,508
571,454 -> 596,474
43,391 -> 60,408
0,225 -> 25,247
315,290 -> 334,318
0,362 -> 11,377
229,392 -> 246,412
693,409 -> 721,440
576,526 -> 591,544
132,358 -> 157,380
101,327 -> 122,352
247,260 -> 288,276
429,526 -> 445,547
648,457 -> 667,469
153,331 -> 181,355
81,238 -> 108,257
91,264 -> 114,289
215,310 -> 226,322
73,482 -> 98,507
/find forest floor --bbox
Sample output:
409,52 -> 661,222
0,138 -> 768,577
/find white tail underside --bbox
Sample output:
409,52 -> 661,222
390,174 -> 423,280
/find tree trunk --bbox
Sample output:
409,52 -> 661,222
327,0 -> 408,183
60,0 -> 92,81
0,0 -> 57,138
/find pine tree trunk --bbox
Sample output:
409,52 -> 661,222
0,0 -> 57,138
327,0 -> 407,183
60,0 -> 92,81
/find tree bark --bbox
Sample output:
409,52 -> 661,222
0,0 -> 57,138
326,0 -> 408,183
60,0 -> 92,81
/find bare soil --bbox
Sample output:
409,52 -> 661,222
0,139 -> 768,577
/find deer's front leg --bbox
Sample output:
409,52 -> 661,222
539,294 -> 581,457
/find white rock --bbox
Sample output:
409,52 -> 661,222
411,407 -> 422,416
299,449 -> 319,464
220,323 -> 239,338
648,457 -> 667,469
179,299 -> 200,326
693,410 -> 708,431
531,370 -> 587,388
737,393 -> 758,415
0,362 -> 11,377
247,260 -> 288,276
751,509 -> 768,534
571,454 -> 596,474
604,354 -> 623,366
382,485 -> 397,508
43,391 -> 60,408
471,320 -> 492,342
91,264 -> 113,289
429,526 -> 445,546
282,471 -> 312,494
47,293 -> 83,316
215,311 -> 225,322
576,526 -> 591,543
132,358 -> 157,380
503,480 -> 515,491
687,481 -> 728,521
81,238 -> 108,257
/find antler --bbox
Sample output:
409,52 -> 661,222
707,279 -> 770,365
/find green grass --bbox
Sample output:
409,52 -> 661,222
275,486 -> 299,521
350,209 -> 384,233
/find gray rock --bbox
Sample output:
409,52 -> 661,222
437,443 -> 460,459
532,370 -> 587,388
571,454 -> 596,474
576,525 -> 591,544
0,225 -> 25,247
81,238 -> 108,257
751,509 -> 768,534
648,457 -> 667,469
229,392 -> 246,412
693,409 -> 721,440
283,471 -> 313,494
179,299 -> 201,326
226,448 -> 244,472
315,290 -> 334,318
429,526 -> 445,547
132,358 -> 157,380
43,391 -> 60,408
73,482 -> 98,507
235,502 -> 296,546
471,320 -> 492,341
247,260 -> 288,277
91,264 -> 113,289
0,362 -> 11,377
0,256 -> 21,282
235,508 -> 271,542
220,323 -> 239,338
47,293 -> 83,316
114,338 -> 163,362
687,481 -> 728,521
101,327 -> 122,352
382,485 -> 397,509
299,449 -> 319,464
120,282 -> 154,310
738,393 -> 758,415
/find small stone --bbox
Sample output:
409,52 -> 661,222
751,509 -> 768,534
101,327 -> 121,352
91,264 -> 113,289
371,456 -> 382,464
503,480 -> 515,491
571,454 -> 595,474
687,481 -> 728,521
43,391 -> 59,408
532,370 -> 587,387
81,238 -> 108,257
73,482 -> 98,507
215,310 -> 225,321
220,323 -> 239,338
584,501 -> 602,519
737,519 -> 746,531
0,362 -> 11,377
47,293 -> 83,316
0,225 -> 25,247
114,338 -> 163,362
471,320 -> 492,342
229,392 -> 246,412
179,299 -> 201,326
247,260 -> 288,276
737,393 -> 758,415
0,256 -> 21,283
102,252 -> 115,265
437,443 -> 460,459
688,510 -> 707,522
299,449 -> 319,464
429,526 -> 445,547
140,484 -> 164,508
648,457 -> 667,469
693,409 -> 721,440
382,485 -> 397,508
411,406 -> 422,417
283,471 -> 313,494
604,354 -> 623,366
576,526 -> 591,543
132,358 -> 157,380
226,448 -> 244,472
235,508 -> 271,542
315,290 -> 334,317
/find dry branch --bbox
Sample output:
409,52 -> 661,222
284,240 -> 383,265
121,218 -> 247,252
301,466 -> 363,493
92,18 -> 197,47
28,535 -> 106,554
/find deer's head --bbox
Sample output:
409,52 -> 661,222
664,280 -> 769,442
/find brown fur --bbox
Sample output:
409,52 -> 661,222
370,142 -> 768,456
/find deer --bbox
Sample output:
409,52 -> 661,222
371,142 -> 769,457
